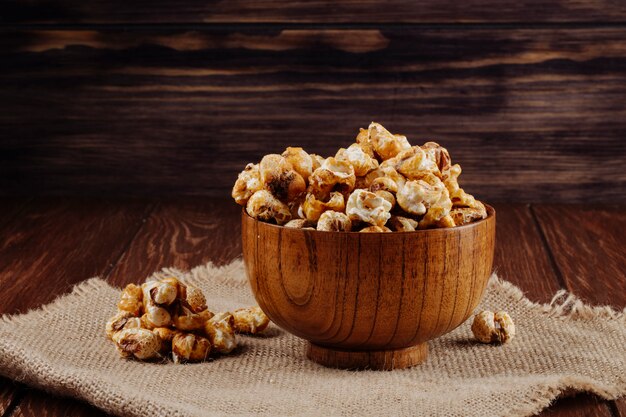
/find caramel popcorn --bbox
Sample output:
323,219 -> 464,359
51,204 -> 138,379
317,210 -> 352,232
233,122 -> 487,231
106,276 -> 271,364
471,310 -> 516,344
232,306 -> 270,334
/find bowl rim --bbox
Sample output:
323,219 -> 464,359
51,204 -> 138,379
242,203 -> 495,234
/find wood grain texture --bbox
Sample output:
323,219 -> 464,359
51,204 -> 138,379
1,28 -> 626,202
0,198 -> 152,314
491,203 -> 562,303
106,198 -> 242,287
532,205 -> 626,308
3,0 -> 626,23
241,206 -> 496,369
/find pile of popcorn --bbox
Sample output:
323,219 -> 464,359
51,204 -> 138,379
105,275 -> 270,363
232,122 -> 486,232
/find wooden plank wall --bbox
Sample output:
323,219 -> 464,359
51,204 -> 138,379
1,3 -> 625,202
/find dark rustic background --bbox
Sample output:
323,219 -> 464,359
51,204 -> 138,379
1,3 -> 626,202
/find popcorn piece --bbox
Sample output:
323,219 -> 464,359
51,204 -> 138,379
346,189 -> 392,227
232,306 -> 270,334
105,311 -> 142,340
450,206 -> 487,226
172,333 -> 211,363
366,122 -> 411,161
117,283 -> 143,316
317,211 -> 352,232
369,176 -> 399,194
308,157 -> 356,198
246,190 -> 292,225
204,312 -> 237,354
336,143 -> 379,176
443,164 -> 485,212
142,280 -> 177,307
393,146 -> 440,180
259,154 -> 306,202
284,219 -> 310,229
471,310 -> 516,344
172,306 -> 213,331
421,141 -> 452,172
300,191 -> 345,222
282,147 -> 314,181
181,284 -> 208,313
396,175 -> 448,217
232,163 -> 263,206
142,304 -> 172,329
114,328 -> 162,361
388,215 -> 418,232
360,225 -> 391,233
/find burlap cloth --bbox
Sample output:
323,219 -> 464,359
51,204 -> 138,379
0,260 -> 624,417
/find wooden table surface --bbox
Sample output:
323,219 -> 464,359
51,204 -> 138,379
0,198 -> 623,417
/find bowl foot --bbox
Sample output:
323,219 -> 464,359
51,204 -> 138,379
306,342 -> 428,370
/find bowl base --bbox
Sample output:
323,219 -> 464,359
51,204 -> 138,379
306,342 -> 428,371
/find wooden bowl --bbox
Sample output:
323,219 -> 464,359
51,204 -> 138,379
241,205 -> 496,370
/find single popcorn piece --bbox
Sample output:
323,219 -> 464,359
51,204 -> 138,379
335,143 -> 379,176
233,306 -> 271,334
360,225 -> 391,233
421,141 -> 452,172
282,147 -> 314,181
142,280 -> 177,307
141,304 -> 172,329
259,154 -> 307,202
369,176 -> 399,194
300,191 -> 345,222
388,215 -> 418,232
316,210 -> 352,232
246,190 -> 292,225
114,328 -> 162,361
180,284 -> 208,313
396,174 -> 448,217
392,146 -> 440,180
105,311 -> 142,340
366,122 -> 411,161
471,310 -> 516,344
346,189 -> 392,227
172,306 -> 213,331
204,312 -> 237,354
443,164 -> 486,213
232,163 -> 263,206
172,333 -> 211,363
117,283 -> 143,316
308,157 -> 356,198
450,206 -> 487,226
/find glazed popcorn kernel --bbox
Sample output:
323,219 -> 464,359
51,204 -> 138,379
346,189 -> 392,227
232,306 -> 271,335
471,310 -> 516,344
317,210 -> 352,232
107,276 -> 270,364
233,122 -> 487,231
